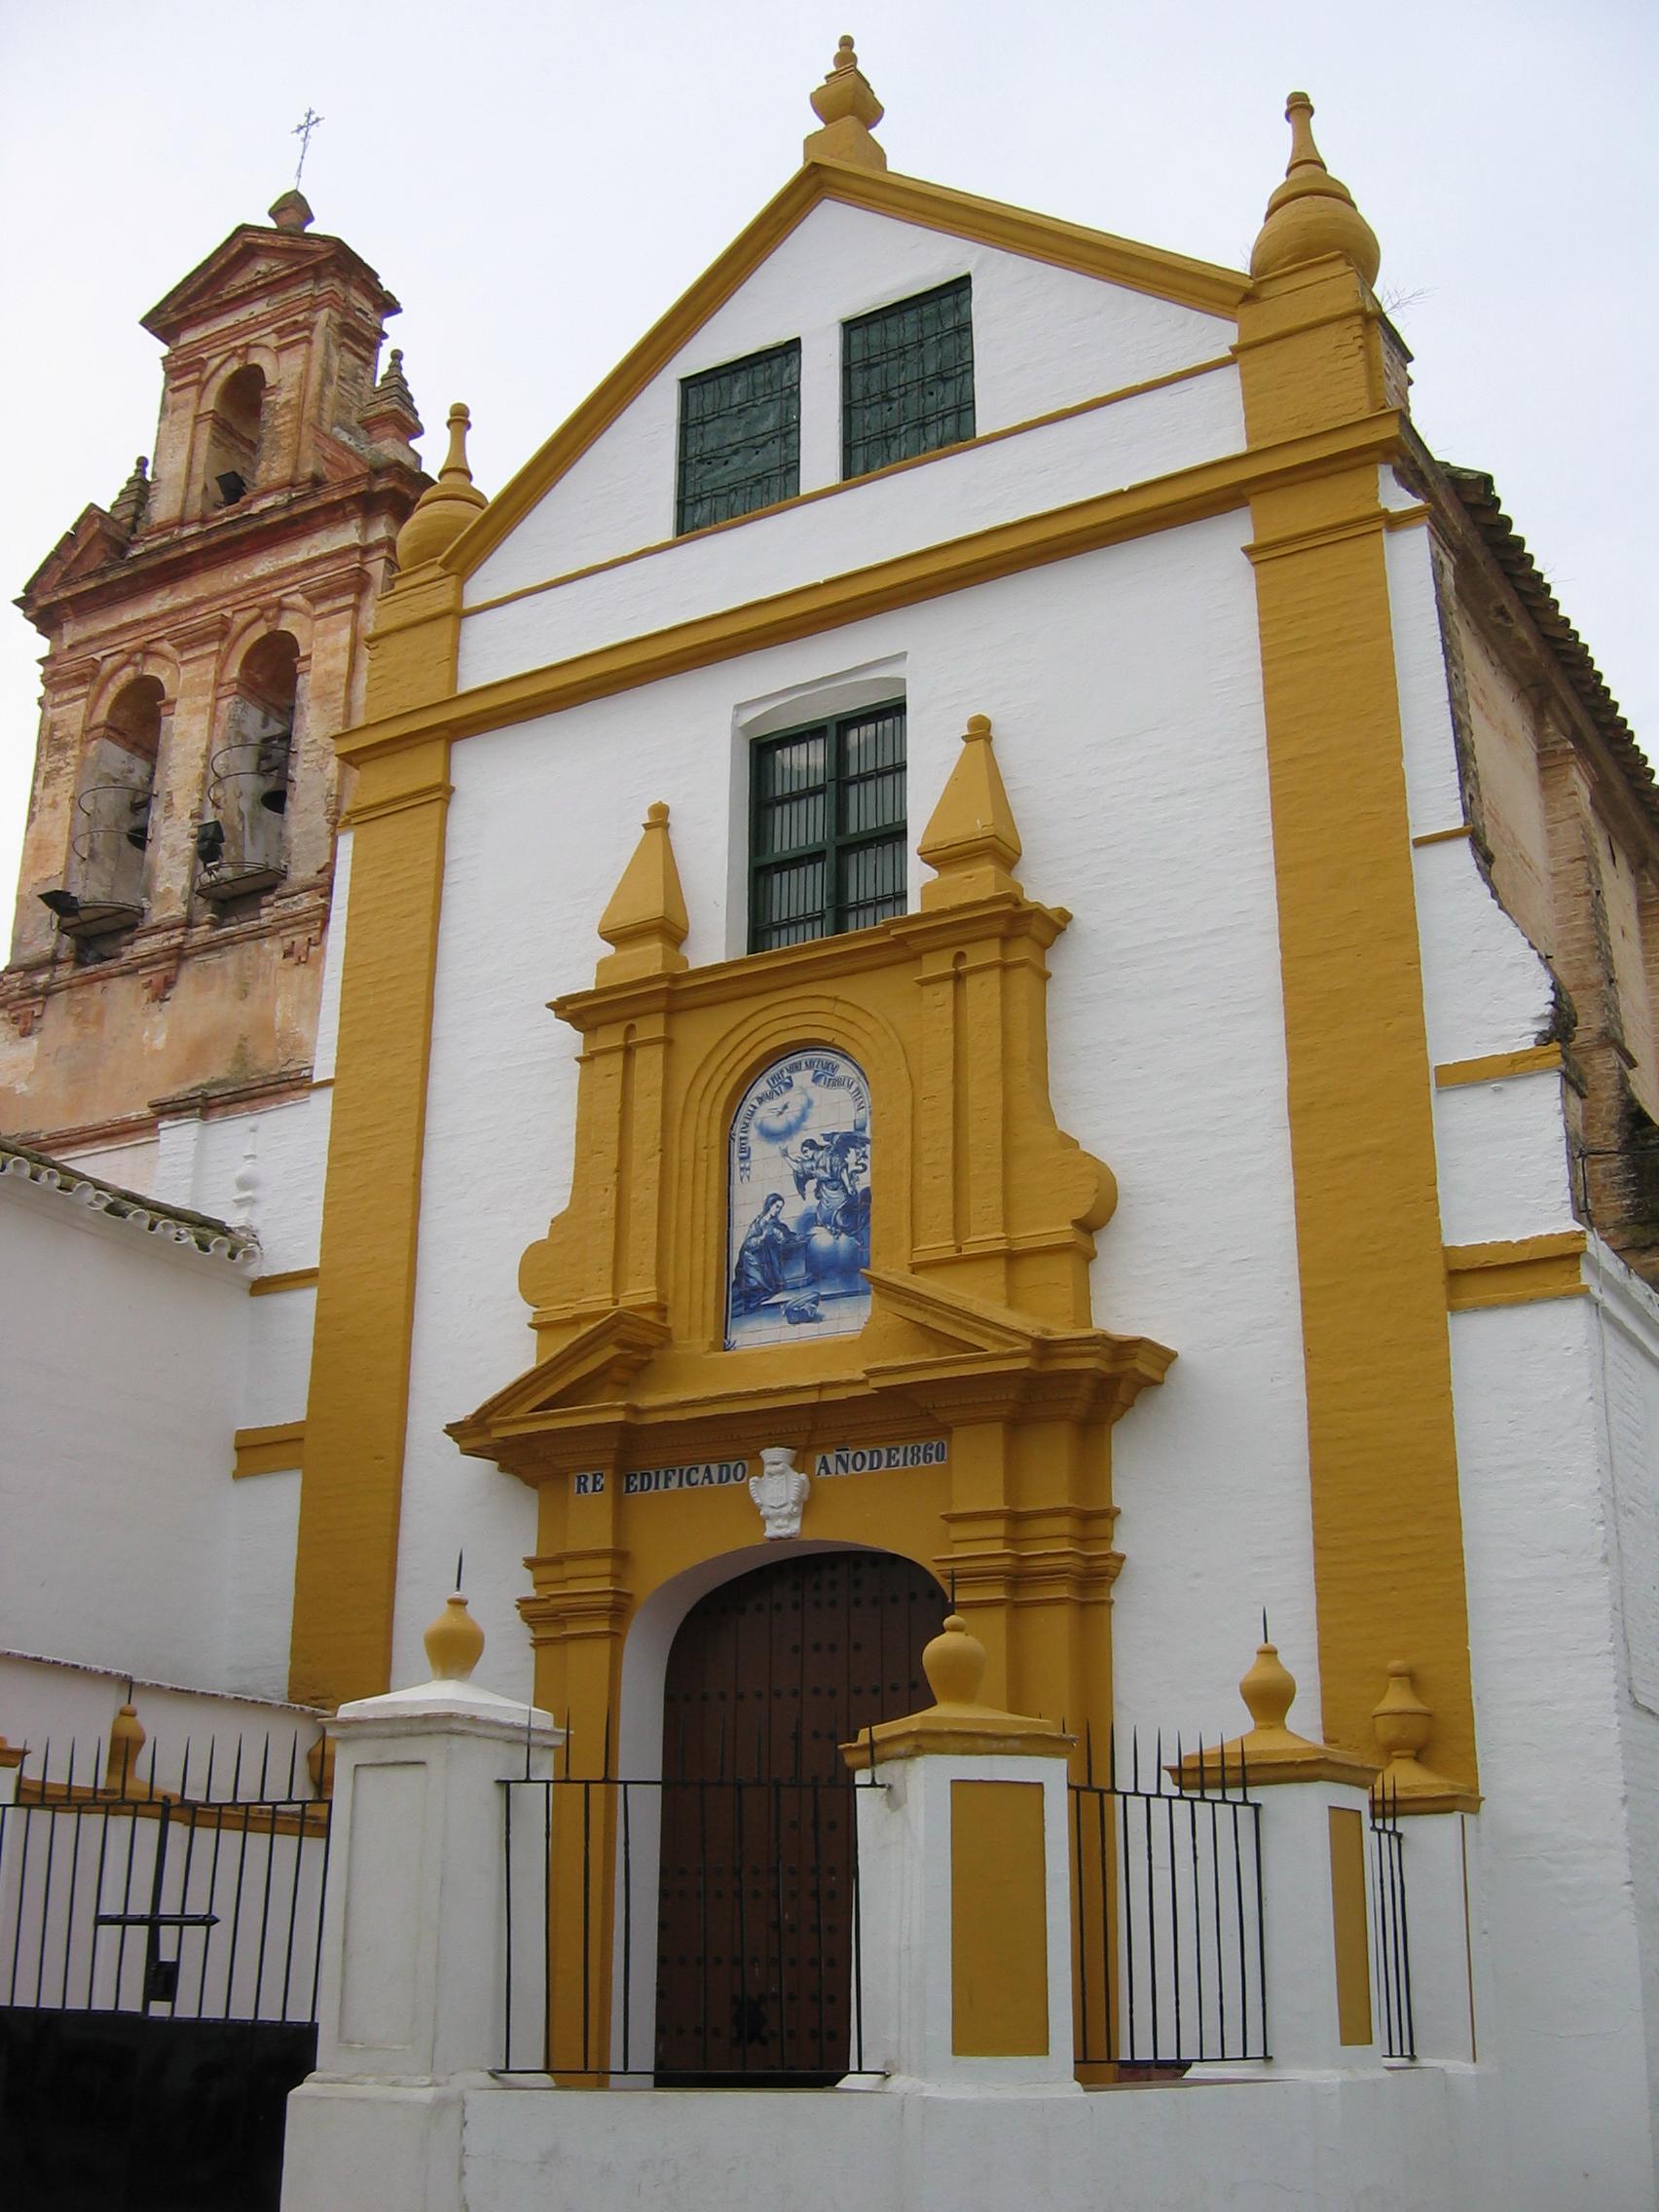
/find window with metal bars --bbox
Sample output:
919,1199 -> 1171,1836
749,704 -> 906,952
842,277 -> 974,480
677,342 -> 801,535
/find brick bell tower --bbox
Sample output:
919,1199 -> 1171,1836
0,187 -> 426,1153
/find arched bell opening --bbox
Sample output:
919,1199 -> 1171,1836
605,1543 -> 945,2085
197,631 -> 299,901
45,676 -> 166,939
201,363 -> 266,512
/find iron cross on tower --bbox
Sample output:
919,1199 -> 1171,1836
291,106 -> 324,187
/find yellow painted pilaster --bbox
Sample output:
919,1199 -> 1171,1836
290,734 -> 452,1705
1237,109 -> 1476,1788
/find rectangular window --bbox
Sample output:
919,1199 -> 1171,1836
750,703 -> 906,952
677,342 -> 801,535
842,277 -> 975,480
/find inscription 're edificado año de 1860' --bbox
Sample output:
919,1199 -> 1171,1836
570,1439 -> 947,1497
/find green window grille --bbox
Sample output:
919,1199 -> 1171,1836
677,342 -> 801,535
750,703 -> 906,952
842,277 -> 975,480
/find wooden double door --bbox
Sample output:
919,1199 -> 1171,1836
654,1549 -> 944,2083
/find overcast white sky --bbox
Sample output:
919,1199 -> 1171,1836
1,1 -> 1653,911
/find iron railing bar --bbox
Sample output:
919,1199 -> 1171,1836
580,1778 -> 593,2075
59,1744 -> 90,2009
279,1798 -> 308,2021
811,1779 -> 828,2066
621,1781 -> 634,2073
735,1777 -> 751,2073
251,1796 -> 280,2020
32,1756 -> 60,2009
1071,1788 -> 1089,2061
85,1752 -> 115,2009
697,1777 -> 711,2076
501,1781 -> 515,2068
110,1782 -> 144,2009
309,1790 -> 333,2030
138,1798 -> 172,2016
222,1793 -> 255,2017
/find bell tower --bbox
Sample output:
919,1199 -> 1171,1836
1,189 -> 426,1158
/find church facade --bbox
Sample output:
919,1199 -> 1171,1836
5,44 -> 1659,2212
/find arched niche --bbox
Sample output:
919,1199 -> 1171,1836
198,632 -> 299,899
202,362 -> 266,512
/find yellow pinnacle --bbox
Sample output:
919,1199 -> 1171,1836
395,401 -> 489,571
1250,92 -> 1381,288
918,714 -> 1023,910
804,34 -> 887,171
596,800 -> 690,983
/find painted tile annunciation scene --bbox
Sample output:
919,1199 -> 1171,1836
726,1049 -> 872,1349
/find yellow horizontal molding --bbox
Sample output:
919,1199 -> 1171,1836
248,1266 -> 320,1298
1412,824 -> 1473,848
1435,1045 -> 1563,1088
1445,1232 -> 1587,1311
233,1420 -> 306,1478
339,410 -> 1404,772
448,163 -> 1247,578
1382,502 -> 1432,531
464,354 -> 1239,621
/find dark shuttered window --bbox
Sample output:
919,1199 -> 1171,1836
677,342 -> 801,535
842,277 -> 975,480
750,703 -> 906,952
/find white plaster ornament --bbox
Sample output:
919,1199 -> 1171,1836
749,1446 -> 809,1539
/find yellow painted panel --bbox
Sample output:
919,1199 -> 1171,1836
951,1779 -> 1049,2056
1328,1805 -> 1373,2046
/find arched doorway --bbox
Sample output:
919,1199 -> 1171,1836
653,1548 -> 944,2083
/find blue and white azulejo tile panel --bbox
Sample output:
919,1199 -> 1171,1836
726,1049 -> 872,1350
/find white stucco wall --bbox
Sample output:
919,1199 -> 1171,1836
399,507 -> 1315,1737
1387,496 -> 1659,2207
0,1169 -> 253,1688
466,197 -> 1237,616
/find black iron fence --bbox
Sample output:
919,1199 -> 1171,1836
501,1745 -> 883,2083
0,1731 -> 332,2212
1071,1731 -> 1268,2070
1370,1784 -> 1416,2060
0,1733 -> 330,2026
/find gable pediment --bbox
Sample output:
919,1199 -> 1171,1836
143,226 -> 394,346
457,161 -> 1246,601
22,504 -> 129,609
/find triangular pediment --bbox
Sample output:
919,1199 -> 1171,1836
143,226 -> 395,346
21,505 -> 128,609
454,159 -> 1246,585
448,1307 -> 672,1453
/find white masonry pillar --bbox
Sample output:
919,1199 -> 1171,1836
1369,1657 -> 1484,2063
841,1612 -> 1079,2095
280,1593 -> 560,2212
1179,1639 -> 1382,2075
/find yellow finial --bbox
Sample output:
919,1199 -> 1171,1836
103,1699 -> 149,1796
840,1605 -> 1072,1770
395,401 -> 489,571
1371,1659 -> 1481,1813
921,1613 -> 988,1708
804,33 -> 887,171
1250,91 -> 1381,287
917,714 -> 1023,910
424,1592 -> 486,1682
1171,1632 -> 1378,1791
595,800 -> 690,983
1238,1639 -> 1302,1746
